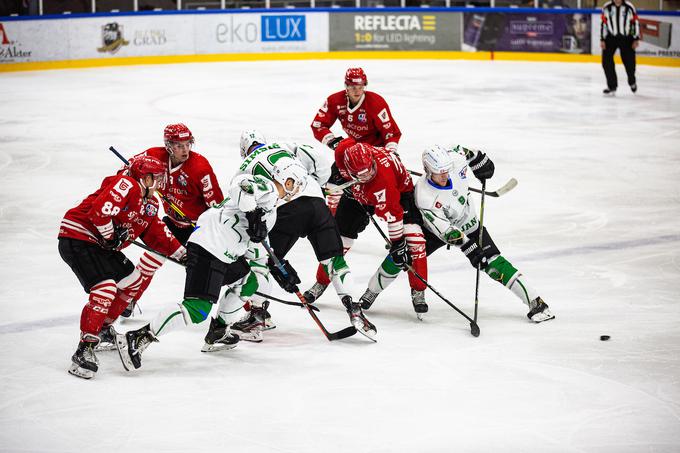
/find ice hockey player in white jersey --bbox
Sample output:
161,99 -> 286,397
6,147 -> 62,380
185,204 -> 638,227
116,173 -> 291,371
233,130 -> 376,340
358,144 -> 554,323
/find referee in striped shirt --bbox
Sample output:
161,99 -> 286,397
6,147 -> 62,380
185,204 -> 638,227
600,0 -> 641,95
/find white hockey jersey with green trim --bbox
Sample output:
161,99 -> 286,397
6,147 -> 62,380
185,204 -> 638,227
188,174 -> 278,264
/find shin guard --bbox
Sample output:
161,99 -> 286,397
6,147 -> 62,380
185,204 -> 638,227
405,224 -> 427,292
81,279 -> 117,336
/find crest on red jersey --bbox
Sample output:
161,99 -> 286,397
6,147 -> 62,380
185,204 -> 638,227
358,113 -> 367,123
145,203 -> 158,217
178,174 -> 188,187
373,189 -> 386,203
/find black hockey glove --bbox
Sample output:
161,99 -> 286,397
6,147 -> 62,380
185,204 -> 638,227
101,224 -> 129,251
461,240 -> 488,269
328,163 -> 348,186
468,151 -> 495,181
267,258 -> 301,293
327,136 -> 344,150
245,208 -> 268,243
389,238 -> 412,270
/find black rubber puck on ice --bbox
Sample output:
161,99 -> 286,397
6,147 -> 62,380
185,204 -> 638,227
600,335 -> 611,341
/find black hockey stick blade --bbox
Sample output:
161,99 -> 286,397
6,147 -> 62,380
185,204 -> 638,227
470,322 -> 480,337
328,325 -> 359,341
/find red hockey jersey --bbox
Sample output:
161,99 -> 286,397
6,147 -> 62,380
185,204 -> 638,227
336,145 -> 413,241
311,91 -> 402,153
59,174 -> 182,256
134,147 -> 224,227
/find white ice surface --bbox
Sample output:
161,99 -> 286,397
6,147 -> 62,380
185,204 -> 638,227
1,59 -> 679,453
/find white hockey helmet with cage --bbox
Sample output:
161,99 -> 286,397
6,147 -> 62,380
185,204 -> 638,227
422,145 -> 454,178
272,158 -> 308,198
239,129 -> 267,158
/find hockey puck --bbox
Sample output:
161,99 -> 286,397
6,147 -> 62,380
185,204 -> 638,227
600,335 -> 610,341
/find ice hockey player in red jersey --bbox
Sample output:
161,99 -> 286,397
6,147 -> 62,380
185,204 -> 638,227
121,123 -> 223,317
304,139 -> 429,317
58,155 -> 186,379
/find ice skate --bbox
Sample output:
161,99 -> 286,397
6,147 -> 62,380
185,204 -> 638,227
411,289 -> 428,320
95,324 -> 120,352
303,282 -> 328,304
360,288 -> 379,310
120,300 -> 136,318
229,306 -> 266,342
630,83 -> 637,93
342,296 -> 377,341
262,301 -> 276,331
68,334 -> 100,379
202,317 -> 239,352
527,297 -> 555,323
603,88 -> 616,96
116,324 -> 157,371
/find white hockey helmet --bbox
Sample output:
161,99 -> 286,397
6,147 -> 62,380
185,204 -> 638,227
272,158 -> 308,198
422,145 -> 454,178
239,129 -> 267,158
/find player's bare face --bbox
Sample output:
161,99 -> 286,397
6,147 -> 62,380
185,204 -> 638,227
168,140 -> 192,166
431,172 -> 450,187
346,84 -> 366,105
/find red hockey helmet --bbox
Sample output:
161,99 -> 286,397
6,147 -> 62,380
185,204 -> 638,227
345,67 -> 367,86
344,143 -> 377,183
164,123 -> 194,144
129,155 -> 166,182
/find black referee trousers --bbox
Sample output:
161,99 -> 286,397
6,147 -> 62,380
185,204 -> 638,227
602,35 -> 636,90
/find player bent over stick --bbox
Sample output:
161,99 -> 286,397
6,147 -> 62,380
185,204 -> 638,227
230,130 -> 376,340
58,156 -> 187,379
359,145 -> 555,323
116,172 -> 298,370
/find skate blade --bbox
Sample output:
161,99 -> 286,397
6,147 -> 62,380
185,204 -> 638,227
114,335 -> 134,372
355,327 -> 377,343
262,324 -> 276,331
201,342 -> 239,352
68,363 -> 95,379
531,312 -> 555,323
416,313 -> 424,321
94,343 -> 117,352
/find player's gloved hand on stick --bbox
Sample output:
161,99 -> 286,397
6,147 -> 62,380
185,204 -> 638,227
389,238 -> 412,270
469,151 -> 495,181
267,258 -> 301,293
327,164 -> 348,186
245,208 -> 268,243
461,239 -> 488,269
326,136 -> 344,150
102,224 -> 129,251
443,226 -> 466,246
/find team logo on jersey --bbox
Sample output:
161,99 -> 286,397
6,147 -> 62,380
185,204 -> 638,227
145,203 -> 158,217
358,113 -> 367,123
377,108 -> 390,123
459,167 -> 467,179
97,22 -> 129,54
114,179 -> 132,197
435,201 -> 442,209
201,174 -> 213,192
177,174 -> 188,187
373,189 -> 386,203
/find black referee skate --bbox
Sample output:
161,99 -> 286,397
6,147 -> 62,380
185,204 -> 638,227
527,297 -> 555,323
411,289 -> 428,321
360,288 -> 379,310
603,88 -> 616,96
342,296 -> 377,341
68,334 -> 100,380
116,323 -> 157,371
202,317 -> 240,352
229,306 -> 266,343
303,282 -> 328,304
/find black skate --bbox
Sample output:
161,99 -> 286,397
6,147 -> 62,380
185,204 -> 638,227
303,282 -> 328,304
360,288 -> 379,310
68,334 -> 100,379
116,323 -> 157,371
120,300 -> 135,318
201,317 -> 239,352
229,307 -> 266,343
603,87 -> 616,96
95,324 -> 120,352
262,301 -> 276,331
411,289 -> 428,321
527,297 -> 555,323
342,296 -> 377,342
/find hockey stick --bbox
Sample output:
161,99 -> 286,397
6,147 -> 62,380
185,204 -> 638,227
473,179 -> 487,329
408,169 -> 517,198
129,240 -> 319,312
261,240 -> 357,341
109,146 -> 197,229
363,211 -> 480,337
323,179 -> 357,195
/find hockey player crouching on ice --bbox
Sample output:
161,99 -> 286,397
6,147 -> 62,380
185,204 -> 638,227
233,130 -> 376,339
305,138 -> 430,318
359,145 -> 555,323
58,156 -> 187,379
117,172 -> 292,371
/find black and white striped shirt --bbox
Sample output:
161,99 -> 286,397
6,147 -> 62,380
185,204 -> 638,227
601,0 -> 641,40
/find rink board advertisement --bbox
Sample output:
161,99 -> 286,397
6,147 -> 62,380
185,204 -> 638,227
462,12 -> 592,54
0,12 -> 328,63
330,12 -> 461,51
590,14 -> 680,58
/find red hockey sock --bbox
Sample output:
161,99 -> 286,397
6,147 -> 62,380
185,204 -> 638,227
80,279 -> 116,336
